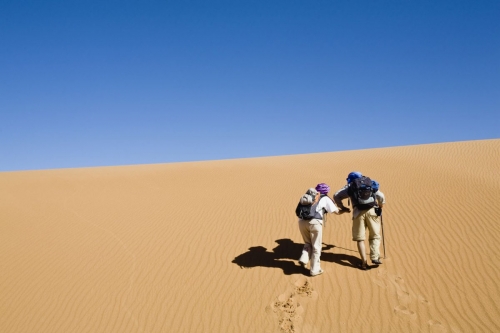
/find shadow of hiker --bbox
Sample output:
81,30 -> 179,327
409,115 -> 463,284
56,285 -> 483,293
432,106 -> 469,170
320,243 -> 372,269
271,238 -> 304,260
232,239 -> 361,275
320,251 -> 360,269
231,245 -> 303,275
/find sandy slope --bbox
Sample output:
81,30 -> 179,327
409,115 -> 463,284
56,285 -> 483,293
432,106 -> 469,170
1,139 -> 499,333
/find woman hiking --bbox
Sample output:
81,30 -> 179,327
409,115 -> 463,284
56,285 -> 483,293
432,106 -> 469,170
297,183 -> 341,276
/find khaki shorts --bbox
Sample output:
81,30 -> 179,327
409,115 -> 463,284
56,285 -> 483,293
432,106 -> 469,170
352,208 -> 381,241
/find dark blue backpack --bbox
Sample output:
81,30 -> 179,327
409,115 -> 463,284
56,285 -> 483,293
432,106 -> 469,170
348,176 -> 377,210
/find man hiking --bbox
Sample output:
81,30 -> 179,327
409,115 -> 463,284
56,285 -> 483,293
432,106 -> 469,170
297,183 -> 342,276
333,172 -> 386,270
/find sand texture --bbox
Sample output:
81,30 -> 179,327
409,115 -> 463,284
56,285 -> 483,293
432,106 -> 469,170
1,139 -> 500,332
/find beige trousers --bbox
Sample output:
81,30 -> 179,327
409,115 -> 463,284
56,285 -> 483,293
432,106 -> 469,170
298,219 -> 323,274
352,208 -> 381,260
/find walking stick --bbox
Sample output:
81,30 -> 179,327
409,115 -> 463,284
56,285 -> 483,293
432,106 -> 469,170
380,211 -> 386,259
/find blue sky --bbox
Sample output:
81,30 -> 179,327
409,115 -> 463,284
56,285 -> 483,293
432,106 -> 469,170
1,0 -> 499,171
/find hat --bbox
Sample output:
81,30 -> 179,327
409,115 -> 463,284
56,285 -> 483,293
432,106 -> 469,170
315,183 -> 330,194
347,171 -> 362,184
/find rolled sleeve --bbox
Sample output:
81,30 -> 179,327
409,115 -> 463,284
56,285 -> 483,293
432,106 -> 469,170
376,191 -> 386,205
333,187 -> 349,207
324,198 -> 339,214
316,197 -> 339,216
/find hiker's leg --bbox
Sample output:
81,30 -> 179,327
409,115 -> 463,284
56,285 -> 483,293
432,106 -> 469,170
367,209 -> 381,260
352,213 -> 366,261
369,238 -> 381,261
298,220 -> 312,264
299,243 -> 312,264
357,241 -> 367,263
309,223 -> 323,274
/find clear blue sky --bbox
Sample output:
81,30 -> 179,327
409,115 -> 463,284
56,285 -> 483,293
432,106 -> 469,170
1,0 -> 499,171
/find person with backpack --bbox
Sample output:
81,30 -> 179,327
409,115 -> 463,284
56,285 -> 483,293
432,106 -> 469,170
333,172 -> 386,270
296,183 -> 342,276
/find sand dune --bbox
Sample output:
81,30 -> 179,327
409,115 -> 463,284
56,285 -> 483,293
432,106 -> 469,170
1,139 -> 499,332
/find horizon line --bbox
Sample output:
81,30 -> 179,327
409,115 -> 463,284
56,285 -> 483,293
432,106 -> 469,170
2,137 -> 498,173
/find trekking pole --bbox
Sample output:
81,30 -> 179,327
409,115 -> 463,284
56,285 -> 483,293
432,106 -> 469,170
381,211 -> 386,259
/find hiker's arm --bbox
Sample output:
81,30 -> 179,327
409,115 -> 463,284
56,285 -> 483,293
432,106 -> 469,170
376,191 -> 386,208
333,208 -> 349,215
374,191 -> 385,216
328,199 -> 341,215
325,198 -> 341,215
333,188 -> 350,212
331,205 -> 342,215
331,202 -> 348,215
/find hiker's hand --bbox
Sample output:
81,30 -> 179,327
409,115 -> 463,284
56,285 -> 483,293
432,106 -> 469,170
339,208 -> 350,214
375,207 -> 382,216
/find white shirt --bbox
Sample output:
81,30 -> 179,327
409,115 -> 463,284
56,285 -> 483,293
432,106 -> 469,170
309,196 -> 339,225
316,195 -> 339,216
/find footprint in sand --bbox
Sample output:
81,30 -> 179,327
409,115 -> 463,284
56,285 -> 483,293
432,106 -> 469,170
294,277 -> 318,299
395,276 -> 405,286
418,295 -> 430,305
373,268 -> 436,328
394,305 -> 417,320
389,275 -> 416,305
428,319 -> 447,332
267,278 -> 317,333
372,278 -> 387,289
270,294 -> 304,333
371,268 -> 389,289
396,289 -> 412,305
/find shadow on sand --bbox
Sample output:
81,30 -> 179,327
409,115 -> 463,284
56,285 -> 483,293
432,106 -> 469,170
232,238 -> 361,275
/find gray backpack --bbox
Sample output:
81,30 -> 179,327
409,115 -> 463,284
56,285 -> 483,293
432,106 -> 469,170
295,188 -> 324,220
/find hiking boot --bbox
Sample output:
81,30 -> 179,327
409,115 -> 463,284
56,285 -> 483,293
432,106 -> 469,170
358,261 -> 368,270
372,258 -> 382,265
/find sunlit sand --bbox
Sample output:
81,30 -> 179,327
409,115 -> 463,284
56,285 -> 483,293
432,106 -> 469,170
1,139 -> 499,332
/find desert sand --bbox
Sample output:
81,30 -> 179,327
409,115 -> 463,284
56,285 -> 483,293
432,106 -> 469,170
1,139 -> 499,332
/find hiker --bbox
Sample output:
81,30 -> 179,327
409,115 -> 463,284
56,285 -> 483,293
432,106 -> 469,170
297,183 -> 342,276
333,172 -> 386,270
